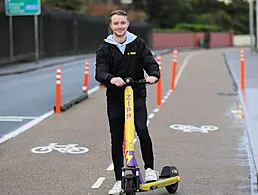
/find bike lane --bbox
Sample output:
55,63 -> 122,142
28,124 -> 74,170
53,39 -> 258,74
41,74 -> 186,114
0,49 -> 252,195
0,51 -> 190,195
145,49 -> 252,194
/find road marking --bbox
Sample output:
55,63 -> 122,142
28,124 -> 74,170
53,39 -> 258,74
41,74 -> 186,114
31,143 -> 89,154
0,85 -> 100,145
148,113 -> 154,119
144,52 -> 200,127
170,124 -> 218,133
0,116 -> 37,119
0,110 -> 54,144
175,52 -> 199,86
0,119 -> 23,122
0,116 -> 38,122
92,177 -> 105,188
106,163 -> 114,171
88,85 -> 100,94
153,108 -> 159,113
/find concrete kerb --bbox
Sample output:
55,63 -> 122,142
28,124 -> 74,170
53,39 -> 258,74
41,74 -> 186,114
223,52 -> 258,190
222,53 -> 238,91
53,91 -> 89,113
0,55 -> 91,76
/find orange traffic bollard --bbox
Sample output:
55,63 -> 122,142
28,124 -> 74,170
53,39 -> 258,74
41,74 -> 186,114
240,48 -> 245,91
55,67 -> 61,113
83,59 -> 90,92
156,54 -> 162,107
171,48 -> 177,91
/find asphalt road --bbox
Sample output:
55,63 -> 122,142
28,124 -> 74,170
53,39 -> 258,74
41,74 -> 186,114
0,49 -> 253,195
0,50 -> 169,140
0,57 -> 97,139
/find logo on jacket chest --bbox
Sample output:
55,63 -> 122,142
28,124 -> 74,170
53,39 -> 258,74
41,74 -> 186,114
127,51 -> 136,55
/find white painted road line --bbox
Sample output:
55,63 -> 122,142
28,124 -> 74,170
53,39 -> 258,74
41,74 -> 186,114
148,113 -> 155,119
92,177 -> 105,188
0,116 -> 37,120
0,119 -> 23,122
175,52 -> 199,86
106,163 -> 114,171
0,116 -> 38,122
88,85 -> 100,95
0,110 -> 54,144
153,108 -> 159,113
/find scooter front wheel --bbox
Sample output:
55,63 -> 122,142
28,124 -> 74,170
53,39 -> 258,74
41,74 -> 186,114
165,182 -> 178,194
163,166 -> 179,194
125,178 -> 136,195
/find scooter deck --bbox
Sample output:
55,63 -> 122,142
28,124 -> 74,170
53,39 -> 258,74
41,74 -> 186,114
139,176 -> 181,191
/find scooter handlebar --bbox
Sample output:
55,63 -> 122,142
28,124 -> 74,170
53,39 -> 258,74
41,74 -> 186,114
124,77 -> 157,85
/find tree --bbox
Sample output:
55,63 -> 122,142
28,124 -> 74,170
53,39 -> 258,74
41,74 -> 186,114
42,0 -> 85,12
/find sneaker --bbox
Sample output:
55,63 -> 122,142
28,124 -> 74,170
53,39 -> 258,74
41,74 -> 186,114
109,180 -> 122,195
145,168 -> 158,182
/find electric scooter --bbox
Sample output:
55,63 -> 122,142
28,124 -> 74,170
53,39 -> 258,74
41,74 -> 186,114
121,77 -> 181,195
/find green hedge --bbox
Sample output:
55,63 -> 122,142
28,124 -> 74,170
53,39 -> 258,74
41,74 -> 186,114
154,23 -> 222,32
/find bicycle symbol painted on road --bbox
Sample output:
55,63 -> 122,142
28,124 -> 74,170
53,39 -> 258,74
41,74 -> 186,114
169,124 -> 218,133
31,143 -> 89,154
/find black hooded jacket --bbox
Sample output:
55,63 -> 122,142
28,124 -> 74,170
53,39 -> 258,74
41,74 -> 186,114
95,35 -> 160,105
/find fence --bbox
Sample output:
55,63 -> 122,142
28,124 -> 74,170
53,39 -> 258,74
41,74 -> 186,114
0,6 -> 152,66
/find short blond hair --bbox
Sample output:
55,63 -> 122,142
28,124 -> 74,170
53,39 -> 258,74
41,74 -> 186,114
109,10 -> 128,23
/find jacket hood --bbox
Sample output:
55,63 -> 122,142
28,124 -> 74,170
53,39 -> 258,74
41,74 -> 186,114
104,31 -> 137,46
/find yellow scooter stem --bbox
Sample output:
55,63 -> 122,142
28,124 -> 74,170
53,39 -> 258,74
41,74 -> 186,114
124,86 -> 135,166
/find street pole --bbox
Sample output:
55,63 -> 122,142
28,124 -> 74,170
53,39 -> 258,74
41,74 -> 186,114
256,0 -> 258,51
34,15 -> 39,62
9,16 -> 13,61
249,0 -> 254,51
107,0 -> 112,35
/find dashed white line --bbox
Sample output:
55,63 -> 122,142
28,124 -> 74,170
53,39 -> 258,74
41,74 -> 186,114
153,108 -> 159,113
91,177 -> 105,188
148,113 -> 155,119
106,163 -> 114,171
88,85 -> 100,94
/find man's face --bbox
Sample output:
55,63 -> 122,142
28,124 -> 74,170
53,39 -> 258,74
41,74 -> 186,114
110,15 -> 129,37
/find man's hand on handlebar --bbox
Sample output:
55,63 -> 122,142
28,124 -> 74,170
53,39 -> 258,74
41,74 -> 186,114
110,77 -> 126,87
146,76 -> 158,84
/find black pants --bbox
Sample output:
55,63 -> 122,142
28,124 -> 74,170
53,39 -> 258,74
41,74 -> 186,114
107,98 -> 154,180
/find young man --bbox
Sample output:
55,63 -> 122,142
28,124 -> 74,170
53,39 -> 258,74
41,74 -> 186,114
95,10 -> 160,194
